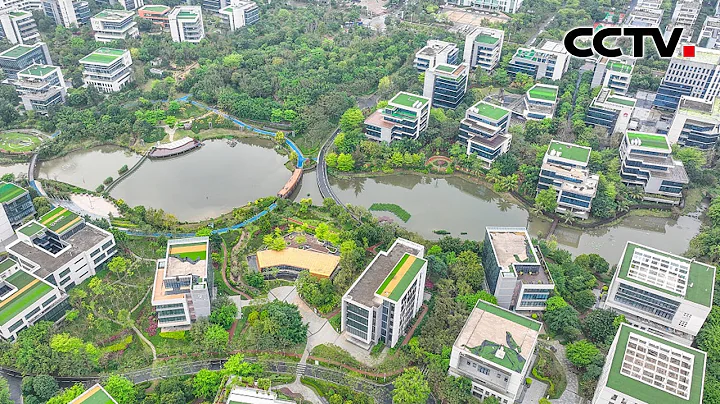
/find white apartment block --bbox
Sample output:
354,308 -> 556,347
592,324 -> 706,404
0,10 -> 38,44
603,241 -> 715,344
585,88 -> 637,134
169,6 -> 204,43
449,300 -> 541,404
454,0 -> 523,14
90,9 -> 139,43
664,0 -> 701,42
508,40 -> 569,81
342,238 -> 426,349
218,0 -> 258,31
0,42 -> 51,80
422,63 -> 468,109
698,16 -> 720,50
14,64 -> 67,113
537,141 -> 599,219
458,101 -> 512,168
653,46 -> 720,110
667,95 -> 720,149
42,0 -> 90,27
413,40 -> 459,72
118,0 -> 142,11
626,0 -> 664,27
523,83 -> 559,120
592,57 -> 634,95
463,27 -> 503,71
364,92 -> 430,142
152,237 -> 212,331
80,47 -> 133,93
482,227 -> 554,311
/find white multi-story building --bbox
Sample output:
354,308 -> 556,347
42,0 -> 90,27
482,227 -> 554,311
625,0 -> 664,27
14,64 -> 67,113
585,88 -> 637,134
619,131 -> 689,204
0,42 -> 51,79
118,0 -> 142,10
218,0 -> 258,31
449,300 -> 541,404
0,181 -> 35,233
458,100 -> 512,168
363,92 -> 430,142
454,0 -> 523,14
80,47 -> 133,93
664,0 -> 701,42
463,27 -> 503,71
592,324 -> 706,404
698,16 -> 720,50
537,141 -> 599,219
413,40 -> 459,72
422,63 -> 468,109
342,238 -> 426,349
667,95 -> 720,149
523,83 -> 559,120
592,57 -> 634,95
0,10 -> 38,44
168,6 -> 204,43
603,241 -> 715,344
654,46 -> 720,110
90,9 -> 139,43
152,237 -> 212,331
508,40 -> 569,81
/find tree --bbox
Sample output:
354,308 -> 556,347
582,309 -> 620,344
202,324 -> 229,353
566,340 -> 600,368
449,250 -> 484,291
193,369 -> 221,400
104,375 -> 135,404
545,304 -> 581,341
210,297 -> 238,329
222,354 -> 263,378
326,152 -> 338,168
33,196 -> 52,216
457,290 -> 497,309
571,289 -> 596,312
107,256 -> 132,279
336,153 -> 355,171
0,376 -> 10,404
393,368 -> 430,404
31,375 -> 58,402
46,384 -> 85,404
535,188 -> 558,213
442,375 -> 474,404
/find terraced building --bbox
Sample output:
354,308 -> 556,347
364,92 -> 430,143
666,95 -> 720,149
342,238 -> 426,349
507,40 -> 569,81
80,47 -> 133,93
458,100 -> 512,167
463,27 -> 503,71
523,84 -> 559,120
592,57 -> 634,95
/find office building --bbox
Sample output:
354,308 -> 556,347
152,237 -> 212,331
80,47 -> 133,93
463,27 -> 503,71
0,42 -> 51,79
422,63 -> 468,109
90,9 -> 139,43
342,238 -> 426,349
42,0 -> 89,27
0,10 -> 38,44
664,0 -> 701,43
218,0 -> 258,31
364,92 -> 430,143
0,182 -> 34,243
413,40 -> 459,72
449,300 -> 541,404
585,88 -> 637,134
537,141 -> 599,219
118,0 -> 142,11
603,241 -> 714,344
619,131 -> 689,204
592,57 -> 634,95
508,40 -> 570,81
137,4 -> 170,28
168,6 -> 204,43
69,384 -> 119,404
698,16 -> 720,50
667,96 -> 720,149
482,227 -> 554,311
523,83 -> 559,120
654,46 -> 720,110
592,324 -> 706,404
625,0 -> 664,27
458,100 -> 512,167
13,64 -> 67,113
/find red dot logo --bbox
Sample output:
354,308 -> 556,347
683,45 -> 695,58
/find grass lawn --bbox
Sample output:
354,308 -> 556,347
528,85 -> 558,101
0,132 -> 42,153
174,127 -> 247,141
626,132 -> 669,150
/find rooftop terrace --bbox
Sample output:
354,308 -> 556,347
487,228 -> 539,269
546,140 -> 591,164
140,4 -> 170,12
69,384 -> 118,404
80,48 -> 126,65
391,92 -> 429,109
166,239 -> 208,278
256,248 -> 340,279
626,131 -> 670,151
0,44 -> 36,59
376,253 -> 427,302
39,206 -> 81,236
0,269 -> 54,326
93,9 -> 134,20
0,182 -> 26,203
19,65 -> 57,78
607,60 -> 633,73
527,84 -> 559,102
471,101 -> 510,121
475,33 -> 499,44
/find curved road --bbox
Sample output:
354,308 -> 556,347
316,128 -> 342,204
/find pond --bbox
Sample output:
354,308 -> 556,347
37,145 -> 142,190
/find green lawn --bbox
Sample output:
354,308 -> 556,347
0,182 -> 25,203
0,132 -> 42,153
0,271 -> 53,326
626,132 -> 669,150
528,85 -> 558,102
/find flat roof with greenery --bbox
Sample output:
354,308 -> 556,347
606,324 -> 705,404
0,182 -> 26,203
18,221 -> 44,237
140,5 -> 170,12
0,259 -> 15,273
472,101 -> 510,121
69,384 -> 117,404
80,48 -> 125,65
617,242 -> 714,307
390,92 -> 429,109
93,9 -> 134,19
376,253 -> 426,302
546,140 -> 591,163
606,96 -> 636,107
169,242 -> 208,261
39,207 -> 82,235
626,131 -> 670,151
607,60 -> 633,73
527,84 -> 558,102
0,44 -> 35,59
177,11 -> 199,19
475,33 -> 499,44
0,270 -> 53,326
476,300 -> 542,331
19,65 -> 57,78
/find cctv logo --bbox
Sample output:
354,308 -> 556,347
563,27 -> 694,58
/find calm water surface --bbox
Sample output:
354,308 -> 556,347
37,145 -> 142,189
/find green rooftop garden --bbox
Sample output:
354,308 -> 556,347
607,96 -> 636,107
177,11 -> 198,19
468,339 -> 526,373
476,300 -> 542,331
0,259 -> 15,273
626,132 -> 669,150
169,242 -> 208,261
607,61 -> 632,73
528,85 -> 558,102
0,45 -> 34,59
80,48 -> 125,65
71,385 -> 117,404
435,64 -> 456,73
0,270 -> 53,326
140,5 -> 170,12
19,65 -> 56,77
391,93 -> 429,109
546,141 -> 591,163
39,206 -> 81,235
473,101 -> 509,121
0,182 -> 26,203
376,253 -> 427,302
475,33 -> 499,45
18,222 -> 44,237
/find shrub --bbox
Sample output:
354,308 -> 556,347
118,165 -> 128,175
103,335 -> 133,352
96,184 -> 105,192
531,313 -> 538,319
526,377 -> 532,385
103,177 -> 113,185
159,331 -> 186,340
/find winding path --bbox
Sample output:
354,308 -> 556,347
221,241 -> 252,299
316,129 -> 360,222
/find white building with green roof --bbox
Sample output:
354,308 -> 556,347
449,300 -> 541,404
586,88 -> 637,134
463,27 -> 503,71
342,238 -> 426,349
666,95 -> 720,150
0,42 -> 51,79
364,92 -> 430,143
14,64 -> 67,113
459,100 -> 512,168
508,40 -> 569,81
169,6 -> 204,43
591,57 -> 634,95
69,383 -> 118,404
620,131 -> 688,204
538,140 -> 599,219
0,10 -> 39,45
80,47 -> 133,92
422,63 -> 468,109
413,40 -> 459,72
90,9 -> 139,43
592,324 -> 706,404
603,242 -> 715,344
225,385 -> 293,404
218,0 -> 258,31
523,83 -> 559,120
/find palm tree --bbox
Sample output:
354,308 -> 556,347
561,210 -> 575,225
530,203 -> 544,216
627,186 -> 644,201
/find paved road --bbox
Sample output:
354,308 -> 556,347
316,128 -> 341,204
